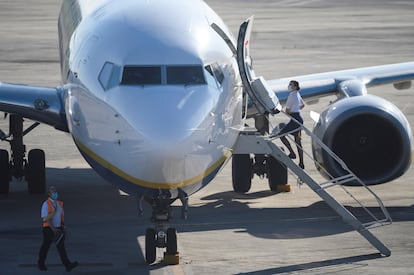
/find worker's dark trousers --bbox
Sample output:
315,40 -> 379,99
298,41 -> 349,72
38,227 -> 70,266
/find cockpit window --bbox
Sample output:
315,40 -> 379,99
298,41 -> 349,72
166,66 -> 206,85
118,65 -> 206,86
205,63 -> 224,89
121,66 -> 161,85
99,62 -> 121,91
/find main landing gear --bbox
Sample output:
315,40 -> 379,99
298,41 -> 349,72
232,153 -> 288,193
0,114 -> 46,195
232,114 -> 289,194
140,190 -> 188,265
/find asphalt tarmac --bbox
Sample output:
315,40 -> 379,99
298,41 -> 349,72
1,0 -> 414,274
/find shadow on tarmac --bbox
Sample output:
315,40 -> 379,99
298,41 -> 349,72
174,190 -> 414,240
236,253 -> 383,274
2,167 -> 414,240
1,167 -> 414,272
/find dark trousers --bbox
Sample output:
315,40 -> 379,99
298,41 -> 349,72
38,227 -> 70,266
280,113 -> 304,164
279,112 -> 303,137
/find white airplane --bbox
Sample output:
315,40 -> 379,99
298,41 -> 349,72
1,0 -> 414,263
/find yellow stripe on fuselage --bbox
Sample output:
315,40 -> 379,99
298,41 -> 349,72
74,138 -> 231,189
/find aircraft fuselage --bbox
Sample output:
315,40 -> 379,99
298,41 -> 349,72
58,0 -> 244,197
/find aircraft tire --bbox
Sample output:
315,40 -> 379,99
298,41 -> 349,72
26,149 -> 46,194
166,228 -> 177,255
145,228 -> 157,264
0,149 -> 10,194
232,154 -> 252,193
267,155 -> 288,191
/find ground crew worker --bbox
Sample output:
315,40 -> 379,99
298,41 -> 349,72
37,186 -> 78,272
279,80 -> 305,169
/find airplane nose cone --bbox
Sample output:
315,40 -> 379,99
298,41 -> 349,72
112,85 -> 225,185
91,84 -> 236,190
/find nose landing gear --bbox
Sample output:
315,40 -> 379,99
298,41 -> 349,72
142,193 -> 181,265
145,226 -> 179,264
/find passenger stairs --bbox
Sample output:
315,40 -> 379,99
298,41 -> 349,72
232,15 -> 392,256
233,113 -> 392,256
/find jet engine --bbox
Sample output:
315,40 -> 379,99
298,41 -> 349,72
312,94 -> 412,185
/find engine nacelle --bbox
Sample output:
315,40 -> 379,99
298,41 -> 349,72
312,94 -> 412,185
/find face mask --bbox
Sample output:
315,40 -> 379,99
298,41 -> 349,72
51,192 -> 58,200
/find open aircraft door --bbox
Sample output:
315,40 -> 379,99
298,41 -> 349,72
236,17 -> 281,116
212,16 -> 288,193
228,17 -> 289,193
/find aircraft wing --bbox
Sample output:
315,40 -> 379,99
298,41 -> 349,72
266,62 -> 414,104
0,82 -> 68,132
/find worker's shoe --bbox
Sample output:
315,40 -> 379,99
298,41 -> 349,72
65,261 -> 79,272
37,262 -> 47,271
299,162 -> 305,169
288,152 -> 296,159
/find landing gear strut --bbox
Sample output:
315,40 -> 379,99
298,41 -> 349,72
142,192 -> 180,264
0,114 -> 46,194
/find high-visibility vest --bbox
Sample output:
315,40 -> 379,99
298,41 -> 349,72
42,198 -> 65,227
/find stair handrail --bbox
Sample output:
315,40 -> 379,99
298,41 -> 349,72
267,110 -> 392,226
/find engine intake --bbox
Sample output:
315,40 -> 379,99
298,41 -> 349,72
312,95 -> 412,185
